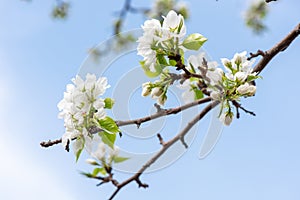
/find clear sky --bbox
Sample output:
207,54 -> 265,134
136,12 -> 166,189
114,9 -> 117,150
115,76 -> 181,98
0,0 -> 300,200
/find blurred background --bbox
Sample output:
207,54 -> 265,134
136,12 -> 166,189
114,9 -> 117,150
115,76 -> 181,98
0,0 -> 300,199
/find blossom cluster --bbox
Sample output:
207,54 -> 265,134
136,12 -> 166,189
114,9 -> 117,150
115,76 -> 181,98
138,10 -> 260,126
137,10 -> 186,76
212,51 -> 258,125
138,10 -> 207,105
57,73 -> 110,156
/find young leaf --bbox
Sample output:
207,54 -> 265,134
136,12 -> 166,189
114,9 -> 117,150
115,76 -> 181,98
182,33 -> 207,50
113,156 -> 130,163
140,60 -> 162,78
191,85 -> 204,100
80,172 -> 94,178
169,59 -> 177,66
98,116 -> 120,134
104,98 -> 115,109
73,137 -> 84,162
99,131 -> 116,149
92,167 -> 107,176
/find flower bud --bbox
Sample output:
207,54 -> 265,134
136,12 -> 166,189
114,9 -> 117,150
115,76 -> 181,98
86,158 -> 99,166
151,87 -> 163,98
157,95 -> 167,106
221,58 -> 232,69
220,112 -> 233,126
237,82 -> 256,96
141,82 -> 152,97
210,91 -> 221,100
234,71 -> 247,82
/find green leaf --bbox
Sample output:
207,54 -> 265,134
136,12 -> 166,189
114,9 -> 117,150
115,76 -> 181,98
92,167 -> 107,176
169,59 -> 177,66
177,18 -> 184,34
156,54 -> 168,66
99,131 -> 116,149
140,60 -> 162,78
104,98 -> 115,109
182,33 -> 208,51
247,75 -> 262,82
98,116 -> 120,134
193,88 -> 204,100
73,138 -> 84,162
113,156 -> 130,163
80,172 -> 94,178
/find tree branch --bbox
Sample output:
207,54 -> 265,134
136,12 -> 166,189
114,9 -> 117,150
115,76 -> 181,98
265,0 -> 277,3
40,97 -> 212,148
108,100 -> 220,200
252,23 -> 300,74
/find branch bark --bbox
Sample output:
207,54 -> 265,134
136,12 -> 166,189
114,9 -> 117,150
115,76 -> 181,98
40,97 -> 212,147
108,100 -> 220,200
252,23 -> 300,74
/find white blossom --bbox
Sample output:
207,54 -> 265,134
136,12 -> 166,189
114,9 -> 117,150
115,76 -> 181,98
177,79 -> 195,103
210,91 -> 221,100
141,82 -> 152,97
92,142 -> 106,161
220,112 -> 233,126
58,73 -> 110,150
86,158 -> 98,165
162,10 -> 186,38
236,82 -> 256,96
151,87 -> 164,98
234,71 -> 248,82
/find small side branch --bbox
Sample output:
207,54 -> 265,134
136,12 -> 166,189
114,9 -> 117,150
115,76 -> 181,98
40,97 -> 212,148
157,133 -> 165,146
232,100 -> 256,119
247,50 -> 266,60
107,101 -> 219,200
40,138 -> 62,148
265,0 -> 277,3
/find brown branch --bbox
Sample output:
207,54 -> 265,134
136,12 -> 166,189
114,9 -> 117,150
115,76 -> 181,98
247,50 -> 266,60
168,54 -> 204,79
116,97 -> 211,126
40,97 -> 212,147
108,101 -> 219,200
232,100 -> 256,119
157,133 -> 165,146
252,23 -> 300,74
265,0 -> 277,3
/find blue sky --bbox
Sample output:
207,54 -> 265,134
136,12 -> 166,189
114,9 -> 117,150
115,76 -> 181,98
0,0 -> 300,200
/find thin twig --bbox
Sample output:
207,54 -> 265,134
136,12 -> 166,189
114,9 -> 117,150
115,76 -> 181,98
232,100 -> 256,117
253,23 -> 300,74
157,133 -> 165,146
247,50 -> 266,60
265,0 -> 277,3
40,97 -> 212,147
107,101 -> 219,200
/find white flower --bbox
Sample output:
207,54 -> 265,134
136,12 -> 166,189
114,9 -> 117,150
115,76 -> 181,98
86,158 -> 98,165
221,58 -> 232,70
162,10 -> 186,38
141,19 -> 161,36
236,82 -> 256,96
207,68 -> 224,85
234,71 -> 248,82
157,94 -> 167,106
110,146 -> 120,157
58,74 -> 109,151
177,79 -> 195,103
210,91 -> 221,100
151,87 -> 163,98
220,112 -> 233,126
93,142 -> 106,161
137,10 -> 187,70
